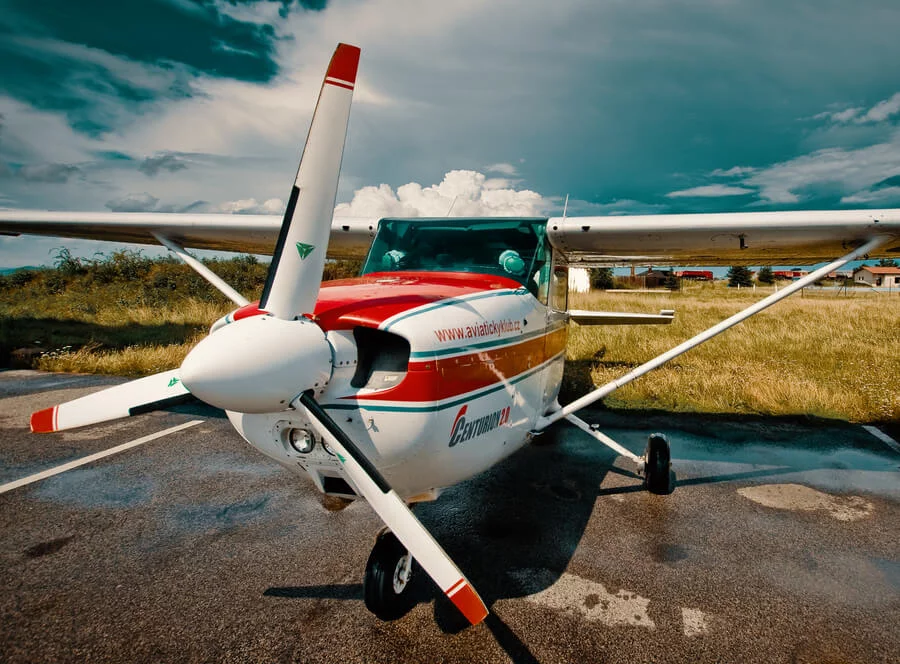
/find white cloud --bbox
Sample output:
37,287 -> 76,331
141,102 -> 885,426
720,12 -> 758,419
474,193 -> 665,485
742,130 -> 900,203
840,186 -> 900,204
334,170 -> 547,218
485,162 -> 518,176
813,92 -> 900,125
710,166 -> 757,178
217,197 -> 284,214
105,192 -> 160,212
666,184 -> 755,198
859,92 -> 900,123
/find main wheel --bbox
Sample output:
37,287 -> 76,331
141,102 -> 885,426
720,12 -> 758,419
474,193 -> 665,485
643,433 -> 673,495
364,530 -> 416,621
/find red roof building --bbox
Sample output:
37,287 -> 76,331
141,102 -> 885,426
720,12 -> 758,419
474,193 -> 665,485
854,265 -> 900,287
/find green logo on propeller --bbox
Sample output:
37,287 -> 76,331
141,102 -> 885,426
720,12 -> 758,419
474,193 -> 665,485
295,242 -> 315,259
168,377 -> 180,387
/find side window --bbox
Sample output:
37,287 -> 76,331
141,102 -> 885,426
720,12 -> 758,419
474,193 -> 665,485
550,266 -> 568,311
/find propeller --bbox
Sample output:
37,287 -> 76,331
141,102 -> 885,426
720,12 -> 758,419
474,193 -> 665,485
29,43 -> 489,626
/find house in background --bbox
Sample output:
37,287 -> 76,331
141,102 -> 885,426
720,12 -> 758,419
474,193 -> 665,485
772,269 -> 809,280
853,265 -> 900,287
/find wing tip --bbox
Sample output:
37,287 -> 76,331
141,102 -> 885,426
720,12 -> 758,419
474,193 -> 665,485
30,406 -> 57,433
327,43 -> 361,85
447,581 -> 489,626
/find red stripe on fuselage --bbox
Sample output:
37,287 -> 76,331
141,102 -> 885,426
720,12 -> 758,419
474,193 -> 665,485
345,326 -> 567,404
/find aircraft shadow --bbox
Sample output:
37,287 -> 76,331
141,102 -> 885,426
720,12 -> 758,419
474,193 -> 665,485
262,408 -> 891,659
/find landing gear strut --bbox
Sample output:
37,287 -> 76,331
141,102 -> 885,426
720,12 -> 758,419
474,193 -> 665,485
364,530 -> 416,621
643,433 -> 672,494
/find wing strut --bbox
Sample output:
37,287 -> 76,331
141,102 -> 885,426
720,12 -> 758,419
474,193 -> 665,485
153,232 -> 249,307
536,234 -> 891,430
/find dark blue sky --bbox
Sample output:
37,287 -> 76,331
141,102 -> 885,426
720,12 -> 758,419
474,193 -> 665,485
2,0 -> 900,265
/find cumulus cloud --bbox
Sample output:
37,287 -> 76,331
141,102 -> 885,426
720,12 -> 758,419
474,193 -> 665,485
666,184 -> 755,198
139,153 -> 190,176
17,162 -> 81,183
217,197 -> 284,214
334,170 -> 547,218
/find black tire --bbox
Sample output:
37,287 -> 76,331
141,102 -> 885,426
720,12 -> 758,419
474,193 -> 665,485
644,433 -> 673,495
363,531 -> 416,621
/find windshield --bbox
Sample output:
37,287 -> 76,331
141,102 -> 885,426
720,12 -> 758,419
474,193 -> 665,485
361,217 -> 550,295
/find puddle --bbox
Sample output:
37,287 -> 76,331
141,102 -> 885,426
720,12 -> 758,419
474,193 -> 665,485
737,484 -> 874,521
34,465 -> 154,508
509,568 -> 655,628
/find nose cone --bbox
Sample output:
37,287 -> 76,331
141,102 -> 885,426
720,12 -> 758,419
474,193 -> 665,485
181,315 -> 332,413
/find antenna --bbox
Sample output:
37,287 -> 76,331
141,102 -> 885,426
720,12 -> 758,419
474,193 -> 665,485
562,194 -> 569,219
446,196 -> 458,217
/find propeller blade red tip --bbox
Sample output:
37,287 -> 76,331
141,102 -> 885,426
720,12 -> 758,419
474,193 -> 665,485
30,406 -> 57,433
327,43 -> 361,85
447,580 -> 489,625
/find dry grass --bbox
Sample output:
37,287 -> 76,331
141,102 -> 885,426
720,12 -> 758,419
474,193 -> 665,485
7,270 -> 899,423
565,283 -> 899,423
37,340 -> 200,376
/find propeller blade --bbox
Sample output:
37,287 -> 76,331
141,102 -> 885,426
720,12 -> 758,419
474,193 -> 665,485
298,393 -> 489,626
30,369 -> 192,433
260,43 -> 361,320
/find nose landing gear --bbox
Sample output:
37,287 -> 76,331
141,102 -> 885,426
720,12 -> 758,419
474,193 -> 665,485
363,530 -> 417,621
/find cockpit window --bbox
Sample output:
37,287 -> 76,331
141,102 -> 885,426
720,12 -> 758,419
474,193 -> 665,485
361,217 -> 550,296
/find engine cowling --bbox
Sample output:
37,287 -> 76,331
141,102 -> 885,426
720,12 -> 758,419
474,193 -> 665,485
180,315 -> 332,413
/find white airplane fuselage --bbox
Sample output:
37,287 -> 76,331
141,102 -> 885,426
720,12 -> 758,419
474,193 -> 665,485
227,269 -> 568,499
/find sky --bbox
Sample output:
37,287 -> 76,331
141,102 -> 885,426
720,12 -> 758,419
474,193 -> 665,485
2,0 -> 900,267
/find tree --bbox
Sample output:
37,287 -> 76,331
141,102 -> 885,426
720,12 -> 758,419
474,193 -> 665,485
757,266 -> 775,284
662,269 -> 679,290
590,267 -> 615,290
727,265 -> 753,287
877,258 -> 898,267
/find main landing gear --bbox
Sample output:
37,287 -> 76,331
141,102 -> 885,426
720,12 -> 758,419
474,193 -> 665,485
562,414 -> 675,495
364,530 -> 417,621
643,433 -> 673,495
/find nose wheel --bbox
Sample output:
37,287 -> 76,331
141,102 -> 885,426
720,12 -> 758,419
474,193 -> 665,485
364,530 -> 417,621
643,433 -> 673,494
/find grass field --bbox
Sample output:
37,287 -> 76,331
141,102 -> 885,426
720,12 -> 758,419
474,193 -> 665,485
565,283 -> 899,423
1,258 -> 897,424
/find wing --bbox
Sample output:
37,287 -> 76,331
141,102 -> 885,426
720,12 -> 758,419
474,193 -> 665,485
548,209 -> 900,266
0,210 -> 378,259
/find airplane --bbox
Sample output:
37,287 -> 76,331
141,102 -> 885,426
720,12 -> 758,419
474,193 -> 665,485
1,43 -> 898,627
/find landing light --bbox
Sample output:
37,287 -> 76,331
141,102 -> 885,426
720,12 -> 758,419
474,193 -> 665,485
288,428 -> 315,454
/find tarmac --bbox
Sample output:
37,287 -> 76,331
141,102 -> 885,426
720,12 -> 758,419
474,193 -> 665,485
1,370 -> 898,663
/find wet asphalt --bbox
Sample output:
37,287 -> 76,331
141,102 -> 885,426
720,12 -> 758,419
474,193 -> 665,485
1,370 -> 898,663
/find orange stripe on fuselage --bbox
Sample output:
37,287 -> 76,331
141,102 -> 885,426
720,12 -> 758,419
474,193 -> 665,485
349,327 -> 567,404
